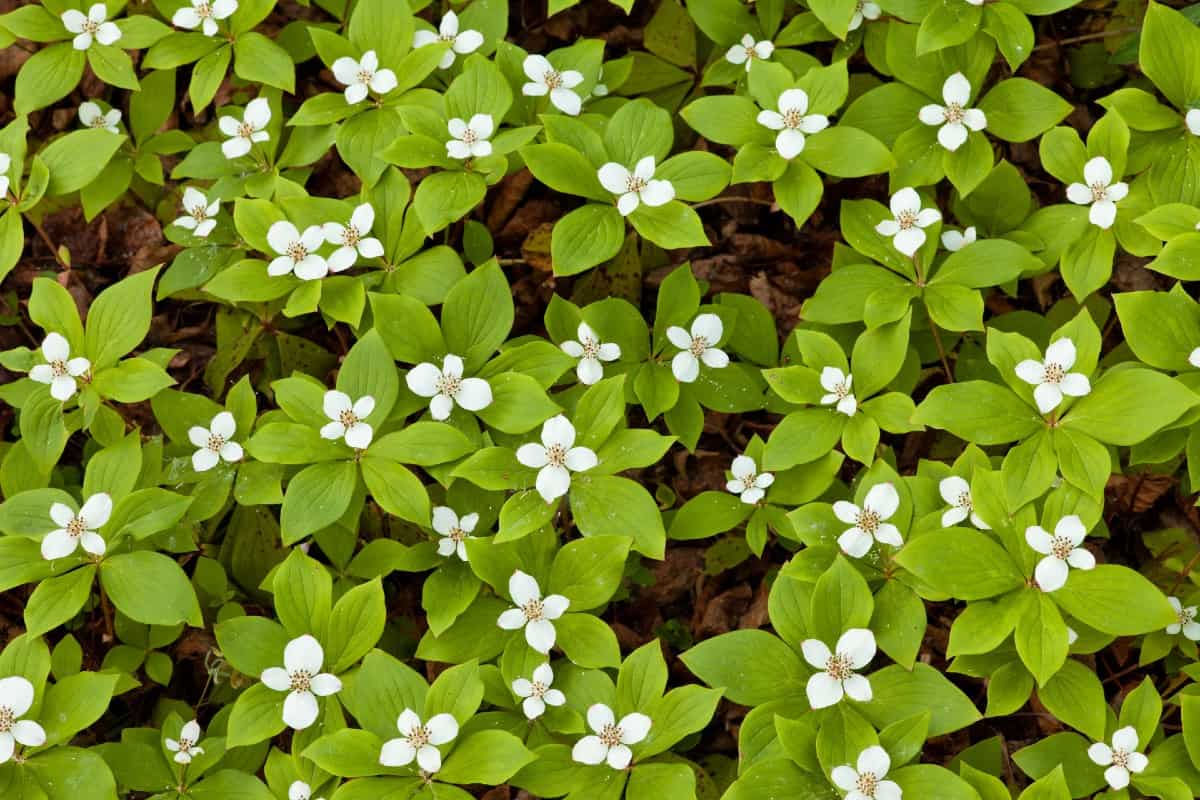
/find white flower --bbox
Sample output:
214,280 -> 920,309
820,367 -> 857,416
833,483 -> 903,558
289,782 -> 324,800
561,322 -> 620,385
322,203 -> 383,272
875,188 -> 940,257
446,114 -> 494,160
173,188 -> 220,238
572,704 -> 651,770
727,455 -> 774,505
497,570 -> 570,653
848,0 -> 882,31
938,476 -> 989,529
965,0 -> 985,5
1167,597 -> 1200,640
756,89 -> 829,160
432,506 -> 478,562
1015,338 -> 1091,414
266,220 -> 328,280
331,50 -> 397,105
598,156 -> 675,216
941,226 -> 976,251
1067,626 -> 1079,645
1088,727 -> 1148,790
1066,156 -> 1128,229
319,390 -> 375,449
801,629 -> 876,709
165,720 -> 205,764
0,677 -> 46,764
379,709 -> 458,773
1188,109 -> 1200,136
261,635 -> 341,730
29,332 -> 90,401
667,313 -> 728,383
590,69 -> 609,98
725,33 -> 773,71
43,493 -> 110,560
918,73 -> 987,152
405,354 -> 493,421
832,745 -> 902,800
516,415 -> 597,502
218,98 -> 271,159
172,0 -> 237,37
413,11 -> 483,69
1190,347 -> 1200,368
62,4 -> 121,50
512,663 -> 566,720
78,102 -> 121,134
1025,515 -> 1095,593
0,153 -> 10,199
521,55 -> 584,115
188,411 -> 243,472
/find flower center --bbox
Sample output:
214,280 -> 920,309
956,491 -> 972,510
66,517 -> 86,538
461,128 -> 478,144
1112,749 -> 1130,769
338,410 -> 359,428
543,69 -> 563,89
833,381 -> 850,400
190,205 -> 208,222
688,336 -> 708,357
598,723 -> 623,747
1179,607 -> 1196,626
896,210 -> 917,230
287,242 -> 308,262
289,670 -> 312,693
448,526 -> 467,544
437,373 -> 461,398
49,359 -> 69,377
1090,183 -> 1108,202
530,680 -> 547,698
1042,362 -> 1064,384
82,18 -> 100,34
87,115 -> 108,129
944,102 -> 964,124
237,121 -> 256,139
856,772 -> 878,797
0,706 -> 14,733
545,443 -> 567,468
356,68 -> 374,85
782,108 -> 803,129
744,45 -> 759,60
854,0 -> 865,11
196,2 -> 213,18
206,433 -> 225,453
177,737 -> 194,752
825,653 -> 853,681
856,508 -> 880,535
625,175 -> 647,194
439,32 -> 456,43
581,337 -> 600,359
521,598 -> 545,622
406,724 -> 431,749
343,225 -> 360,246
740,473 -> 758,492
1050,535 -> 1074,560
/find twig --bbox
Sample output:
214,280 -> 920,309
929,321 -> 954,383
1032,26 -> 1140,52
28,216 -> 72,271
692,196 -> 776,210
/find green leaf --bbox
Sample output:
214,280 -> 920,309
569,475 -> 666,559
862,663 -> 982,736
14,43 -> 86,115
84,267 -> 160,369
681,630 -> 807,705
913,381 -> 1042,444
233,32 -> 296,93
978,78 -> 1072,142
1062,368 -> 1196,445
1139,2 -> 1200,111
551,204 -> 626,276
1053,564 -> 1176,635
41,129 -> 126,196
895,529 -> 1024,600
548,535 -> 631,610
803,127 -> 895,177
24,565 -> 95,638
280,461 -> 359,544
99,551 -> 203,627
438,730 -> 536,785
1036,658 -> 1106,741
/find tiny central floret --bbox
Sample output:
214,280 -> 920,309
1179,607 -> 1196,625
406,724 -> 431,749
82,18 -> 100,34
581,337 -> 600,359
49,359 -> 69,377
447,526 -> 467,543
286,242 -> 308,262
545,443 -> 567,467
782,108 -> 803,129
833,381 -> 850,399
543,69 -> 563,89
856,508 -> 880,535
1112,749 -> 1130,769
944,102 -> 964,124
598,723 -> 623,747
739,472 -> 758,492
856,772 -> 878,796
521,598 -> 546,621
744,45 -> 759,61
237,121 -> 256,139
0,706 -> 14,733
190,205 -> 209,222
66,517 -> 86,538
625,175 -> 647,193
205,433 -> 225,453
86,115 -> 108,129
196,2 -> 213,18
688,336 -> 709,358
956,491 -> 972,510
1049,535 -> 1074,560
338,409 -> 359,427
177,736 -> 195,752
461,129 -> 478,144
896,210 -> 917,230
1042,362 -> 1065,384
437,373 -> 462,397
529,680 -> 548,698
289,670 -> 312,693
356,68 -> 373,85
825,652 -> 853,681
1090,183 -> 1108,202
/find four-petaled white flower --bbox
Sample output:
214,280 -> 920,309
331,50 -> 397,105
0,153 -> 10,198
725,34 -> 773,71
188,411 -> 243,472
1066,156 -> 1128,229
875,188 -> 940,257
289,781 -> 324,800
1025,515 -> 1095,593
938,476 -> 989,529
918,73 -> 987,152
1188,109 -> 1200,136
598,156 -> 675,217
832,745 -> 902,800
801,629 -> 876,708
79,102 -> 121,134
1088,726 -> 1148,791
1190,346 -> 1200,369
413,11 -> 483,70
521,55 -> 584,116
405,354 -> 493,421
174,188 -> 220,238
165,720 -> 205,764
267,220 -> 328,280
219,98 -> 271,159
323,203 -> 384,271
319,390 -> 375,449
512,663 -> 566,720
820,367 -> 857,416
516,414 -> 597,502
849,0 -> 882,30
261,635 -> 342,730
1167,597 -> 1200,640
941,226 -> 976,251
63,4 -> 121,50
497,570 -> 570,653
667,313 -> 728,383
0,677 -> 46,764
727,455 -> 774,505
1015,338 -> 1091,414
446,114 -> 494,160
834,483 -> 903,558
757,89 -> 829,160
30,332 -> 90,401
572,704 -> 651,770
379,709 -> 458,773
561,323 -> 620,385
173,0 -> 237,37
432,506 -> 478,562
43,492 -> 110,560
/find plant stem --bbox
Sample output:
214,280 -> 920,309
1032,26 -> 1140,51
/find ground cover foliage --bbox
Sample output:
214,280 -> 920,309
2,0 -> 1200,798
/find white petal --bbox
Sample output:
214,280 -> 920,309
244,97 -> 272,128
1015,359 -> 1046,385
758,110 -> 786,130
832,766 -> 859,791
863,483 -> 899,519
455,378 -> 492,411
939,476 -> 970,504
1035,556 -> 1069,593
962,108 -> 987,131
941,506 -> 969,527
509,571 -> 541,605
890,187 -> 921,216
572,735 -> 608,765
800,638 -> 832,669
283,690 -> 320,729
942,72 -> 971,105
525,618 -> 557,653
691,313 -> 723,343
564,447 -> 597,472
284,634 -> 324,674
671,352 -> 699,383
893,227 -> 925,257
937,122 -> 969,152
606,743 -> 633,769
843,673 -> 873,702
1025,527 -> 1054,554
379,738 -> 416,767
858,744 -> 890,778
1033,382 -> 1063,414
426,713 -> 458,745
536,465 -> 572,502
0,678 -> 34,718
1104,765 -> 1130,790
497,608 -> 527,630
1126,751 -> 1148,773
11,720 -> 45,748
516,443 -> 549,469
918,104 -> 947,126
1066,183 -> 1094,205
261,667 -> 291,691
640,179 -> 675,207
62,9 -> 87,33
588,703 -> 616,732
1112,726 -> 1139,753
80,493 -> 112,527
837,628 -> 877,668
310,673 -> 342,697
1089,199 -> 1117,229
454,29 -> 484,54
806,672 -> 844,709
598,163 -> 631,195
522,696 -> 546,719
541,414 -> 576,449
193,448 -> 220,472
775,129 -> 806,160
617,191 -> 640,217
344,421 -> 373,449
838,529 -> 874,558
1083,156 -> 1112,187
1045,338 -> 1077,371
